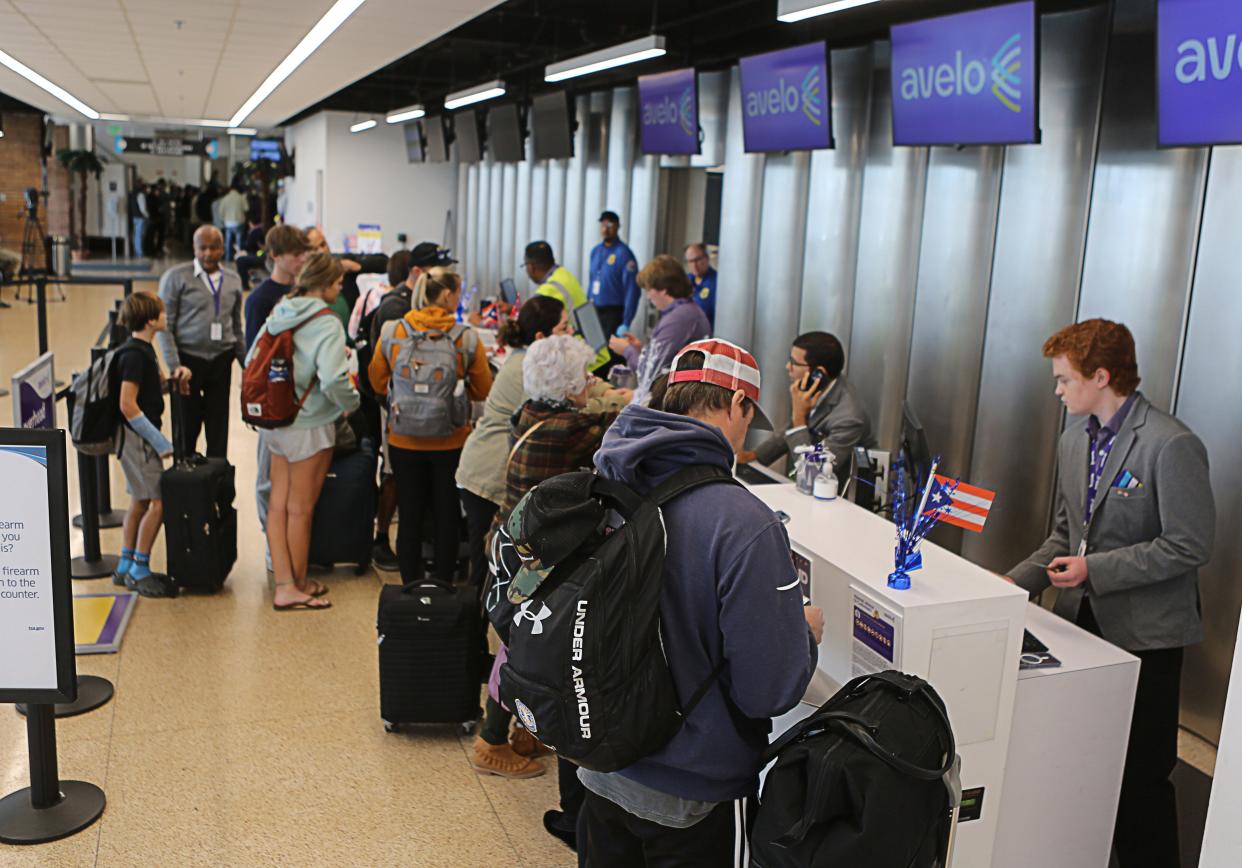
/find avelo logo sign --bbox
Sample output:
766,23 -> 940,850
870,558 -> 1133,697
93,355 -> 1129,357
739,42 -> 832,153
638,68 -> 699,156
1158,0 -> 1242,145
890,1 -> 1038,146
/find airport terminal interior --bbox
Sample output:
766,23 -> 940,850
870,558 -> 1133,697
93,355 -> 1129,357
2,0 -> 1242,866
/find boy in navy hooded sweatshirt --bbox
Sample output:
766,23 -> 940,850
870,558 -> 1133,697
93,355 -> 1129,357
579,338 -> 823,867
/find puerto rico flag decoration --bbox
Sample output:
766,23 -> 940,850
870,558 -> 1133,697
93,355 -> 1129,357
923,474 -> 995,533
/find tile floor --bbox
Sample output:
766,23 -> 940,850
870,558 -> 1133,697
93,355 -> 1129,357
0,280 -> 575,866
0,278 -> 1220,866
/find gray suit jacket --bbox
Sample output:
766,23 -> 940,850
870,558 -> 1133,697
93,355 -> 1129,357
753,375 -> 877,475
1009,394 -> 1214,651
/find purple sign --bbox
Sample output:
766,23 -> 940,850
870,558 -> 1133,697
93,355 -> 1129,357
739,43 -> 832,153
853,605 -> 895,663
891,1 -> 1038,146
638,68 -> 699,155
1158,0 -> 1242,145
11,353 -> 55,430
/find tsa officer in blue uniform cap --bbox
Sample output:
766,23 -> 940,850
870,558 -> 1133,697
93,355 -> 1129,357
588,210 -> 640,339
685,242 -> 716,329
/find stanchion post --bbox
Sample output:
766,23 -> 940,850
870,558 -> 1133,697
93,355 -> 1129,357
36,276 -> 49,356
70,449 -> 118,579
122,278 -> 132,297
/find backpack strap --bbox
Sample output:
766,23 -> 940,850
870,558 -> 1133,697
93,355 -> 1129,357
506,419 -> 547,469
288,308 -> 335,410
647,464 -> 740,506
448,322 -> 478,377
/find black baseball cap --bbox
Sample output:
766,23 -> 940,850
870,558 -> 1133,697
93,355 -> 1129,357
410,242 -> 457,267
599,210 -> 620,224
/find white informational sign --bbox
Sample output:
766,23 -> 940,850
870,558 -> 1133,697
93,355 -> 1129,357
357,223 -> 383,254
11,352 -> 55,429
851,586 -> 902,678
0,445 -> 58,691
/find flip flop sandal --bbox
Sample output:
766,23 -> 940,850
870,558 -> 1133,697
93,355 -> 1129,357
304,581 -> 329,598
273,598 -> 332,612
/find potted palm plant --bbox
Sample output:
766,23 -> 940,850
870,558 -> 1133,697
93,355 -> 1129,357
55,148 -> 104,259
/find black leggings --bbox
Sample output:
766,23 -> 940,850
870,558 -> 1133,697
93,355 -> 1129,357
389,446 -> 461,584
459,487 -> 499,595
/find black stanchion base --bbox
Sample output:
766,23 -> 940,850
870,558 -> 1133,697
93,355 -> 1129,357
15,677 -> 115,720
70,554 -> 119,580
0,780 -> 106,845
73,510 -> 126,530
0,388 -> 8,397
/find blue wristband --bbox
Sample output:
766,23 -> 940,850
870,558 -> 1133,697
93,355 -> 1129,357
127,413 -> 173,455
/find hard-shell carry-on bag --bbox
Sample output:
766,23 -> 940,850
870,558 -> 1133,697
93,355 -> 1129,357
750,671 -> 962,868
161,391 -> 237,593
376,581 -> 483,733
308,435 -> 378,574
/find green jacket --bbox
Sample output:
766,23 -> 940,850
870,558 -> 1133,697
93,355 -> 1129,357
537,265 -> 610,372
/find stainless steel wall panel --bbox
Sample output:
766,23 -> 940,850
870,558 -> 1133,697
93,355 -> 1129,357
1175,146 -> 1242,745
606,88 -> 636,231
513,137 -> 534,291
628,155 -> 660,266
546,160 -> 568,263
1076,17 -> 1208,412
475,159 -> 491,293
529,161 -> 549,253
456,160 -> 471,275
580,92 -> 612,279
715,67 -> 766,350
799,47 -> 873,342
487,160 -> 504,295
499,162 -> 518,288
753,153 -> 811,429
905,145 -> 1003,485
562,96 -> 589,281
465,162 -> 480,292
962,5 -> 1111,572
847,43 -> 929,451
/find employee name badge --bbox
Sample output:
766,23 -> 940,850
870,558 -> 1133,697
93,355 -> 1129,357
592,280 -> 601,297
210,322 -> 223,342
1077,538 -> 1088,558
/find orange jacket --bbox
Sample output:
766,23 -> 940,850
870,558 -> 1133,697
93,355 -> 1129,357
368,305 -> 493,451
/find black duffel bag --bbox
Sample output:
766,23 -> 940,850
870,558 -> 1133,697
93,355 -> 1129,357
751,671 -> 960,868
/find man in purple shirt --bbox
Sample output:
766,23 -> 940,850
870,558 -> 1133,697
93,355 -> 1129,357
609,255 -> 711,404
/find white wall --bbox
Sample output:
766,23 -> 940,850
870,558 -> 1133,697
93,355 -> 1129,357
283,110 -> 457,254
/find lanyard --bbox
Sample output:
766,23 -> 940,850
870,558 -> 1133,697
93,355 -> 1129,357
203,271 -> 222,317
1084,428 -> 1116,528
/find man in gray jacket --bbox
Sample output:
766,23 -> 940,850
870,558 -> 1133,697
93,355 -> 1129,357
1006,318 -> 1214,868
157,225 -> 244,458
741,331 -> 875,479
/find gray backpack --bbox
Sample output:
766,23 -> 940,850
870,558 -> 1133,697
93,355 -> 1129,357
380,319 -> 478,438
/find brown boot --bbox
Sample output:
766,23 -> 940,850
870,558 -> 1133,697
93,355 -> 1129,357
471,737 -> 546,779
510,727 -> 554,758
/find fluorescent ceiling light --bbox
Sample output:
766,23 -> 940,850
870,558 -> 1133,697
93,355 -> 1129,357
386,105 -> 425,124
544,35 -> 667,83
99,113 -> 132,122
444,80 -> 505,111
0,47 -> 99,119
777,0 -> 883,23
228,128 -> 258,136
229,0 -> 368,127
350,119 -> 377,133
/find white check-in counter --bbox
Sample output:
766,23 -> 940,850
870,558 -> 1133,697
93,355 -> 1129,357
741,470 -> 1138,868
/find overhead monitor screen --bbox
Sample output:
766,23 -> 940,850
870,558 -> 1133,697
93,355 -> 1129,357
739,42 -> 833,153
250,138 -> 284,162
1158,0 -> 1242,145
490,104 -> 525,162
638,67 -> 699,155
403,121 -> 424,163
532,92 -> 574,160
455,109 -> 482,162
890,1 -> 1039,146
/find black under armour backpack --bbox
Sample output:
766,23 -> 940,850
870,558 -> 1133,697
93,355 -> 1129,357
487,465 -> 738,773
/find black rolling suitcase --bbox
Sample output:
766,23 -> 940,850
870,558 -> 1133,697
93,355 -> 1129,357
161,393 -> 237,593
377,581 -> 482,733
308,440 -> 377,574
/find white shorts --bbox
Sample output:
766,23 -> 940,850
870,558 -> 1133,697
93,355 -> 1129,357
264,421 -> 335,464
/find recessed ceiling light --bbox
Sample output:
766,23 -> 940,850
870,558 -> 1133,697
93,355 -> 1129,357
0,47 -> 99,119
227,128 -> 258,136
230,0 -> 368,127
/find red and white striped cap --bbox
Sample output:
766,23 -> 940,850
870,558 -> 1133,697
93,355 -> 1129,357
668,339 -> 774,430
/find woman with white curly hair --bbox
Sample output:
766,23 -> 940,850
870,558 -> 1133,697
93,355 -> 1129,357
471,335 -> 621,801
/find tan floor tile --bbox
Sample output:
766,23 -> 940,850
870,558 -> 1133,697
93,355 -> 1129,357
95,709 -> 517,865
0,653 -> 121,752
1179,726 -> 1218,777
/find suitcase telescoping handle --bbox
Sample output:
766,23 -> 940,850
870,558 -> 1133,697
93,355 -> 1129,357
169,388 -> 190,466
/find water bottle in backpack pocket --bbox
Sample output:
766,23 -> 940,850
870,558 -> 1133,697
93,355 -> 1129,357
381,321 -> 476,439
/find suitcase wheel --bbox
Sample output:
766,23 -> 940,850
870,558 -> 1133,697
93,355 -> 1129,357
383,720 -> 398,734
355,563 -> 369,577
460,720 -> 476,736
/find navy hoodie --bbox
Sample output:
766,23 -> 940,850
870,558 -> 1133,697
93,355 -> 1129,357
593,404 -> 817,802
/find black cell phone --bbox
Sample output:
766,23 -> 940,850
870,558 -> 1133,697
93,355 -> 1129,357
803,369 -> 826,392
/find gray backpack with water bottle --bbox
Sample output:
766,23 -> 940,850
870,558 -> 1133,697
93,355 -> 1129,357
379,319 -> 477,439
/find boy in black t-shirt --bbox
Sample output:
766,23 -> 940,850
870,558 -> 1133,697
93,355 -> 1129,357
114,292 -> 181,597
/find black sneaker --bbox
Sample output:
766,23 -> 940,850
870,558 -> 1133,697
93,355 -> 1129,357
125,572 -> 177,598
112,566 -> 130,587
371,536 -> 399,572
543,810 -> 577,852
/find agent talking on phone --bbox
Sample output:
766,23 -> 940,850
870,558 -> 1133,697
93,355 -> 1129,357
740,331 -> 875,478
1005,319 -> 1214,868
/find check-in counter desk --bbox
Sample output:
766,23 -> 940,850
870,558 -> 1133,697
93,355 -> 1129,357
742,472 -> 1139,868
